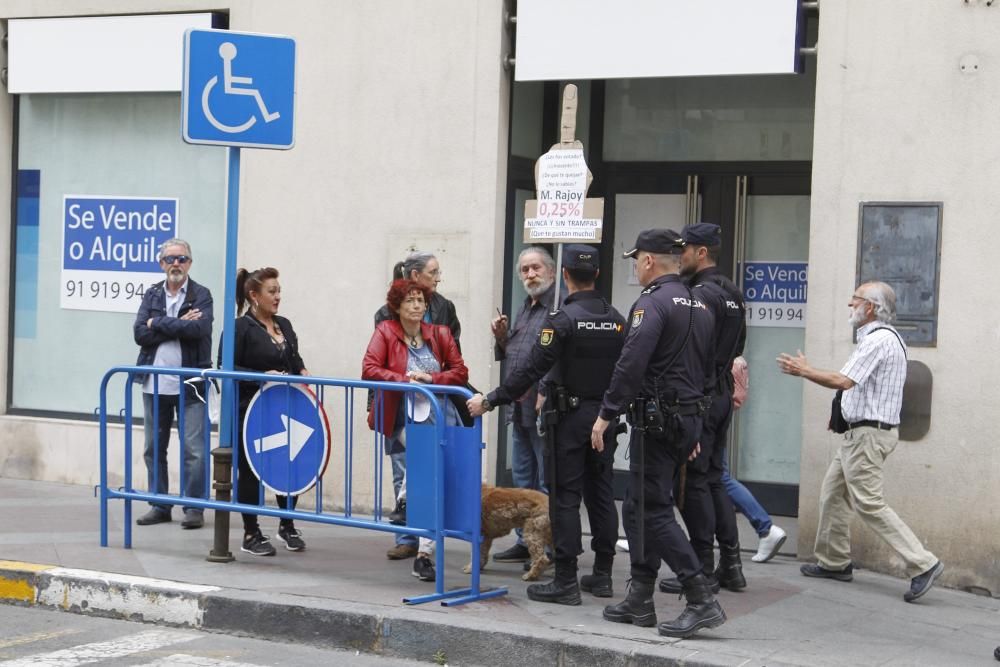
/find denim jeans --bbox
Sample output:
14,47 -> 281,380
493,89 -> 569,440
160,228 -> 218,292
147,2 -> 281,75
390,448 -> 417,547
143,392 -> 208,514
722,458 -> 771,537
511,421 -> 547,546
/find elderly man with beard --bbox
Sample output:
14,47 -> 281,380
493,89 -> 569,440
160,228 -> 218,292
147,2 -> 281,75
489,246 -> 557,564
132,238 -> 213,529
778,281 -> 943,603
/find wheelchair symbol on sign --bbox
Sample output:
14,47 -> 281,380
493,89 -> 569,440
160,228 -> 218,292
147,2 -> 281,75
201,42 -> 281,134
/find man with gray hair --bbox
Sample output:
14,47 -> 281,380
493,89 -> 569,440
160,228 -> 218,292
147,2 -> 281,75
777,281 -> 943,603
133,239 -> 213,529
489,246 -> 556,564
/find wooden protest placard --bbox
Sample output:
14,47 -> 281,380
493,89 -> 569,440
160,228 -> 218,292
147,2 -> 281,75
523,84 -> 604,243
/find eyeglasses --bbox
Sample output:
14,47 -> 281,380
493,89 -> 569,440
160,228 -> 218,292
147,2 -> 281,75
162,255 -> 191,265
850,294 -> 870,303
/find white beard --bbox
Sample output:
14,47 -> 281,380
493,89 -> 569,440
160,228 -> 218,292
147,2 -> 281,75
848,305 -> 867,327
524,278 -> 553,299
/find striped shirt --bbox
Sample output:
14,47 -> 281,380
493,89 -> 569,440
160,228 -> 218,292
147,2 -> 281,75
839,321 -> 907,424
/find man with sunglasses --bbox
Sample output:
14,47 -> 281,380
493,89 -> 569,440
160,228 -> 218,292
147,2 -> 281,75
133,239 -> 214,529
777,281 -> 943,603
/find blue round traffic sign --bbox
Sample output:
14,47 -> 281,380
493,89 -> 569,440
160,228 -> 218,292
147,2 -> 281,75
242,382 -> 330,496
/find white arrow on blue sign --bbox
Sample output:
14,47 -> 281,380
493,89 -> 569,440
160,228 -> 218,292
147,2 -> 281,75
242,383 -> 330,496
182,28 -> 296,149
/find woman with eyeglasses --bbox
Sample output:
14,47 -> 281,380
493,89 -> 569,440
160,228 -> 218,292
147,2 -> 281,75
223,267 -> 310,557
375,251 -> 461,344
363,278 -> 468,582
373,251 -> 463,562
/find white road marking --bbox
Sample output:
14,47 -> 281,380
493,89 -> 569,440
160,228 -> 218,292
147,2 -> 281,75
145,655 -> 260,667
48,569 -> 219,594
37,570 -> 218,627
0,630 -> 196,666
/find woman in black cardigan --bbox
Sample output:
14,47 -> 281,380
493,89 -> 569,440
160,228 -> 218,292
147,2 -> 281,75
226,266 -> 310,557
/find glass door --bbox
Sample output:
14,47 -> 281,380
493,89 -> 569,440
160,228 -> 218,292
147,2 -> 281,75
730,175 -> 811,515
603,170 -> 810,513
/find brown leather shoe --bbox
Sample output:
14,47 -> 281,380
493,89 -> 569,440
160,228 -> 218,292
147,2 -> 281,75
386,543 -> 418,560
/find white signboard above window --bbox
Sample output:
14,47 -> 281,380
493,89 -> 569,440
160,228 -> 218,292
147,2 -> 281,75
515,0 -> 803,81
8,13 -> 216,93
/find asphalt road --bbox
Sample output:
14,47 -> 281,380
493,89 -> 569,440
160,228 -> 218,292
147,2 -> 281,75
0,605 -> 437,666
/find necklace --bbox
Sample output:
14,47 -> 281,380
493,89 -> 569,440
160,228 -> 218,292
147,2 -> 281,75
407,333 -> 419,348
249,314 -> 284,347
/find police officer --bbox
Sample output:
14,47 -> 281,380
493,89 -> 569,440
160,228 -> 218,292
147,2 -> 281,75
468,245 -> 625,605
590,229 -> 726,639
660,222 -> 748,596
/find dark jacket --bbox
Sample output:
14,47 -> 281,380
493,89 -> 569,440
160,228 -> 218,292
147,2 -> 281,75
219,313 -> 307,411
374,291 -> 461,349
133,278 -> 214,388
362,320 -> 467,437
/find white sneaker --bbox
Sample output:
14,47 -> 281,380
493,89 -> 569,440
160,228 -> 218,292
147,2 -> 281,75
615,538 -> 630,553
752,525 -> 787,563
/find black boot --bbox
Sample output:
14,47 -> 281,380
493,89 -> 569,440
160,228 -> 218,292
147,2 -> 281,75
657,574 -> 727,638
715,543 -> 747,591
527,564 -> 581,606
603,579 -> 656,627
580,553 -> 614,598
580,568 -> 613,598
659,549 -> 720,595
388,499 -> 406,525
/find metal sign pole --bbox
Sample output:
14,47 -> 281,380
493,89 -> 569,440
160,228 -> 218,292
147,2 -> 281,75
209,145 -> 240,563
552,242 -> 563,314
219,146 -> 241,448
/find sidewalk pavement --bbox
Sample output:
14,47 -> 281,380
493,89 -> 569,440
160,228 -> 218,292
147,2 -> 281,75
1,478 -> 997,666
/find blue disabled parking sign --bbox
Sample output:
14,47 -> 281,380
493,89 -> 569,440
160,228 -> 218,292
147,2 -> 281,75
182,29 -> 296,149
242,383 -> 330,496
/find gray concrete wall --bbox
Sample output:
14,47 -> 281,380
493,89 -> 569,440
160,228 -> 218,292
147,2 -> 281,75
801,0 -> 1000,594
0,1 -> 511,511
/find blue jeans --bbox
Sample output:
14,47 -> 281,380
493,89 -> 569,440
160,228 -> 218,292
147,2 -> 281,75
389,448 -> 417,547
722,459 -> 771,537
511,421 -> 547,546
143,392 -> 208,514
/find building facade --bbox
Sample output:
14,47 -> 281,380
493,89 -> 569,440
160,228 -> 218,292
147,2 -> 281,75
0,1 -> 995,594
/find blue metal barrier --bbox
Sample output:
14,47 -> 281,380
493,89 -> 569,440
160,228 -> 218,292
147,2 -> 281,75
98,365 -> 507,607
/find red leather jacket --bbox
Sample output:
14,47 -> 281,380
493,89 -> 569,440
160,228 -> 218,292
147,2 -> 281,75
362,319 -> 468,436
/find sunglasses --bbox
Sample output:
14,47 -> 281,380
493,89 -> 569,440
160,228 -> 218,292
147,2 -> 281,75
162,255 -> 191,265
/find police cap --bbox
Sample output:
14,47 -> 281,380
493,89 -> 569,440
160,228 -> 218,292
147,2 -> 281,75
623,229 -> 685,258
563,244 -> 599,271
681,222 -> 722,247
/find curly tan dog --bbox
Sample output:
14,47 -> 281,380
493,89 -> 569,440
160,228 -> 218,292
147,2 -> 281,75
463,485 -> 552,581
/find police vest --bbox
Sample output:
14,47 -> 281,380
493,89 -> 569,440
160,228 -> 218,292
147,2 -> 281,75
695,272 -> 746,391
560,299 -> 626,399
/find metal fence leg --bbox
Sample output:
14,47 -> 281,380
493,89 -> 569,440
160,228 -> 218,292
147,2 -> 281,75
208,447 -> 235,563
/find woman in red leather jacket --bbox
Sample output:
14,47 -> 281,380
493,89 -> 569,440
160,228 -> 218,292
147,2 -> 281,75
362,278 -> 468,583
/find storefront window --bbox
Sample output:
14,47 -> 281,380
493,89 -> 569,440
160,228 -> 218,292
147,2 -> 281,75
603,68 -> 816,162
12,93 -> 226,415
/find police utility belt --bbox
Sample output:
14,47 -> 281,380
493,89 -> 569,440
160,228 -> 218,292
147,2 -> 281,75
536,386 -> 594,436
625,394 -> 712,437
548,386 -> 605,415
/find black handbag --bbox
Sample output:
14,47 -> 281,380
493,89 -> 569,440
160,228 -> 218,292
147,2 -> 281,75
829,390 -> 849,434
449,383 -> 478,428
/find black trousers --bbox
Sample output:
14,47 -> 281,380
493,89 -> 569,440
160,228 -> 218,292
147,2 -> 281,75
546,401 -> 619,573
236,408 -> 297,534
679,391 -> 739,553
624,414 -> 703,583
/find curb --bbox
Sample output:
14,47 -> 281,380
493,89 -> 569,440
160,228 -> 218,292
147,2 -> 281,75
0,560 -> 744,666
